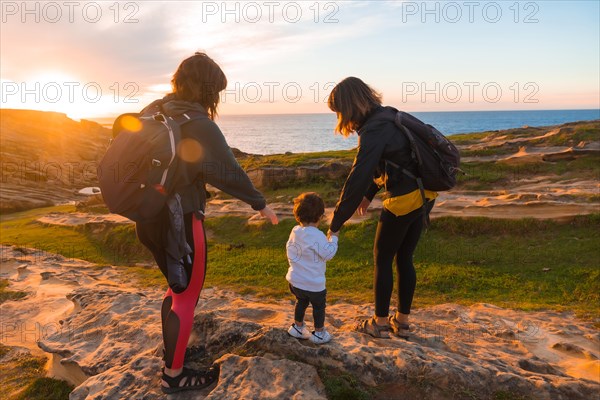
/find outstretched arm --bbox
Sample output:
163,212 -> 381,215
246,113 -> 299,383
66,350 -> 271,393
329,132 -> 386,232
190,119 -> 277,224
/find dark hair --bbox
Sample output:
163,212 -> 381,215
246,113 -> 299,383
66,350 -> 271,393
171,52 -> 227,120
327,77 -> 382,137
293,192 -> 325,225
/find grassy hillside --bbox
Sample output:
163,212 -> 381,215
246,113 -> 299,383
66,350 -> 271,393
1,118 -> 599,320
2,206 -> 598,320
0,109 -> 111,213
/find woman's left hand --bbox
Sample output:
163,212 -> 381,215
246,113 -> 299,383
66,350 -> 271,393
259,205 -> 279,225
355,197 -> 371,216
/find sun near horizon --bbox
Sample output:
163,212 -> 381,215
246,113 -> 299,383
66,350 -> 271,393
1,2 -> 598,119
2,71 -> 599,123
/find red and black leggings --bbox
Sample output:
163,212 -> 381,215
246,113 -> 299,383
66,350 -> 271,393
136,211 -> 206,369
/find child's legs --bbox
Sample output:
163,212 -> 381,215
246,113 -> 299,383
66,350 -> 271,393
289,284 -> 310,324
308,289 -> 327,330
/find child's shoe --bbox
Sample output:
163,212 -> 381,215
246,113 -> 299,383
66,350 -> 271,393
288,323 -> 311,339
310,329 -> 332,344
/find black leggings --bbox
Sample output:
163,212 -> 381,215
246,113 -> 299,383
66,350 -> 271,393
373,204 -> 430,317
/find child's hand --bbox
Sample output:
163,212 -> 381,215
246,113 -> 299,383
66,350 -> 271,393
327,229 -> 339,240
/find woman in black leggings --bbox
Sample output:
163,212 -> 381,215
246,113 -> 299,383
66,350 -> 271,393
327,77 -> 435,339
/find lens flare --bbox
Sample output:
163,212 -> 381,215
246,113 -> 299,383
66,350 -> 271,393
177,138 -> 203,162
121,115 -> 143,132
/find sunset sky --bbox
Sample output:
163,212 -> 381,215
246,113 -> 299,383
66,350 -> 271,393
1,0 -> 599,119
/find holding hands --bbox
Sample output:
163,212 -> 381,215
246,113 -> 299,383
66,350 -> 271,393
327,229 -> 339,240
355,196 -> 371,216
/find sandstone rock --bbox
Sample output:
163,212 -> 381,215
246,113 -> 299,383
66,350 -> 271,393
542,148 -> 600,162
246,162 -> 351,189
2,245 -> 599,400
69,354 -> 165,400
231,147 -> 251,159
206,354 -> 327,400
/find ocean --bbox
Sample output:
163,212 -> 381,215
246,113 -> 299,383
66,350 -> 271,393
93,109 -> 600,155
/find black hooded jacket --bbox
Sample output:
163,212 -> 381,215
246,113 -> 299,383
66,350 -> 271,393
143,95 -> 266,215
330,106 -> 419,232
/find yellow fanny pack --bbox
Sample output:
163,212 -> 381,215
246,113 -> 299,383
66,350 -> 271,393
383,189 -> 438,217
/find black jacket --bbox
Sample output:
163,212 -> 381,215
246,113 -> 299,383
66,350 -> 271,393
330,106 -> 418,232
143,96 -> 266,215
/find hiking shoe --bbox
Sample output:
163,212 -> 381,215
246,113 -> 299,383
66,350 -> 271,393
288,323 -> 311,339
310,329 -> 332,344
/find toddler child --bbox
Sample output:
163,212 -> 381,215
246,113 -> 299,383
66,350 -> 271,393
286,192 -> 338,344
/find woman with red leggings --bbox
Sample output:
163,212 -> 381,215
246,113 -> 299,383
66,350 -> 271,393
136,53 -> 278,394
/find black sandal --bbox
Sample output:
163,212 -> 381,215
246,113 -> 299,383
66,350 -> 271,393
161,365 -> 220,394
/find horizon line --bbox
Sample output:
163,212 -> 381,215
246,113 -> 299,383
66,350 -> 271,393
88,107 -> 600,122
2,107 -> 599,121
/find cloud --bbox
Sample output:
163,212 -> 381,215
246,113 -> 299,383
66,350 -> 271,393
1,1 -> 393,98
1,2 -> 182,83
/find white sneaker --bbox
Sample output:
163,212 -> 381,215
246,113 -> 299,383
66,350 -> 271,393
310,329 -> 332,344
288,323 -> 311,339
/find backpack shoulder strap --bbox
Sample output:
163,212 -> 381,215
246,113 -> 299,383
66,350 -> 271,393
391,111 -> 430,228
394,112 -> 422,167
169,110 -> 209,126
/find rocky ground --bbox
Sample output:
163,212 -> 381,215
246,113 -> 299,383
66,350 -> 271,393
1,245 -> 598,400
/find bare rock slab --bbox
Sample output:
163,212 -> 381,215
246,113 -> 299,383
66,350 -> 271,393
206,354 -> 327,400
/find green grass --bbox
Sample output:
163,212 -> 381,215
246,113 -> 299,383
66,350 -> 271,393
0,205 -> 151,266
0,343 -> 10,358
213,181 -> 343,206
493,391 -> 533,400
239,149 -> 354,169
203,214 -> 600,318
452,120 -> 599,154
14,378 -> 73,400
459,146 -> 519,158
1,206 -> 598,318
450,126 -> 548,145
533,122 -> 600,147
319,367 -> 372,400
450,131 -> 503,144
0,344 -> 73,400
0,279 -> 27,304
456,154 -> 600,190
262,183 -> 342,207
0,205 -> 164,291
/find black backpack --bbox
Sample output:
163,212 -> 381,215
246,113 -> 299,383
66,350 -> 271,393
97,105 -> 206,222
379,109 -> 461,224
